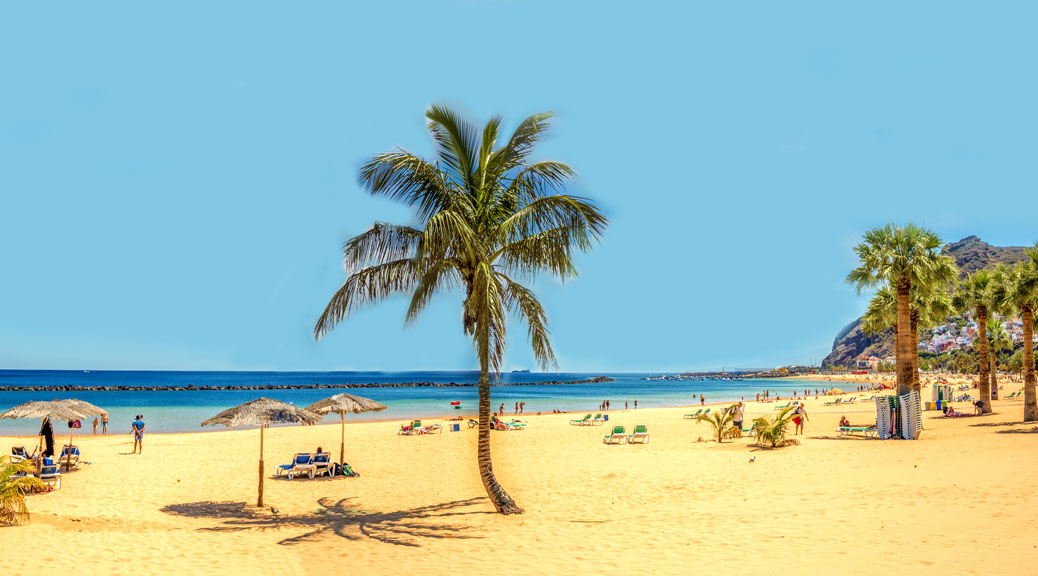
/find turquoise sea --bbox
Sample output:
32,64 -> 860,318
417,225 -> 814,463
0,370 -> 824,435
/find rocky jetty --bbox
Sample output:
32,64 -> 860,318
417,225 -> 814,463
0,376 -> 614,393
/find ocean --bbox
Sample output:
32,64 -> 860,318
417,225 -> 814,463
0,370 -> 823,435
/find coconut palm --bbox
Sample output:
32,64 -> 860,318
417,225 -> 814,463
953,270 -> 996,413
314,106 -> 607,514
752,406 -> 800,449
695,405 -> 742,443
991,255 -> 1038,421
986,318 -> 1012,394
0,456 -> 45,525
847,224 -> 958,395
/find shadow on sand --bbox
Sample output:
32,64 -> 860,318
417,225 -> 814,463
161,497 -> 489,546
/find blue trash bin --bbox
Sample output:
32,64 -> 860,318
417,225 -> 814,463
451,423 -> 460,432
603,414 -> 609,422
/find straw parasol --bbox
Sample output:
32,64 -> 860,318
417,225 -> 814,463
201,398 -> 321,508
305,393 -> 387,469
1,399 -> 108,470
825,388 -> 846,396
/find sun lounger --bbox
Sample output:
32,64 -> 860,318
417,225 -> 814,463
467,419 -> 479,428
823,398 -> 840,406
569,414 -> 592,426
844,397 -> 857,404
10,446 -> 29,463
775,402 -> 792,409
592,414 -> 605,425
276,453 -> 315,480
421,424 -> 443,434
838,425 -> 877,438
741,422 -> 757,436
59,445 -> 80,468
628,425 -> 649,444
39,464 -> 61,490
683,409 -> 703,419
312,452 -> 335,477
602,425 -> 627,445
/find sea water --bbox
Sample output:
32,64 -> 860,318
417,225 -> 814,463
0,370 -> 827,435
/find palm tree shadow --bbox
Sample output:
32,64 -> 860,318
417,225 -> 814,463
161,497 -> 489,547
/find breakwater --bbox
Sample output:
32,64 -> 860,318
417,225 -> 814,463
0,375 -> 614,392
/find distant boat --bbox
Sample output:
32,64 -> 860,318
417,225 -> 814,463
83,370 -> 90,373
511,369 -> 530,374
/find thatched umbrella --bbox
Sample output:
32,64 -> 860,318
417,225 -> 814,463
201,398 -> 321,507
0,399 -> 108,470
305,393 -> 387,468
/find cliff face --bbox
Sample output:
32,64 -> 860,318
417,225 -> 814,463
822,236 -> 1031,368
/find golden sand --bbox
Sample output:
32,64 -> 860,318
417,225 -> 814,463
3,386 -> 1037,575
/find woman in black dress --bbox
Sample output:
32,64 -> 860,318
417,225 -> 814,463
40,416 -> 54,457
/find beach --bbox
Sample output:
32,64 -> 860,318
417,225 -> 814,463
3,387 -> 1037,575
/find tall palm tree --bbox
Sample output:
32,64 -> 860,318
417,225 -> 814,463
847,224 -> 958,395
861,285 -> 952,391
952,270 -> 995,413
314,106 -> 607,514
991,254 -> 1038,421
986,318 -> 1011,395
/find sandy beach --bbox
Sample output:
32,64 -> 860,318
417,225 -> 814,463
3,385 -> 1037,576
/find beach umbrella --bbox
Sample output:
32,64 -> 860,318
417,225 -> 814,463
305,393 -> 387,468
201,398 -> 321,508
1,399 -> 108,470
826,388 -> 846,396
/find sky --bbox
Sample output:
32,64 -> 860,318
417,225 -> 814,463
1,2 -> 1037,373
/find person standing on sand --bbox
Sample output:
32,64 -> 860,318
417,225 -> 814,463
515,401 -> 519,415
634,399 -> 637,409
93,417 -> 98,435
733,402 -> 745,433
131,415 -> 146,454
499,403 -> 504,416
700,394 -> 705,406
625,401 -> 628,410
520,401 -> 525,414
606,400 -> 610,410
792,404 -> 808,435
101,413 -> 108,434
40,416 -> 55,457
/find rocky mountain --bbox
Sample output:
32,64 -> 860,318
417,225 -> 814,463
822,236 -> 1032,368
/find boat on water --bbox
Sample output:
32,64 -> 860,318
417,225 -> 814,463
511,369 -> 530,374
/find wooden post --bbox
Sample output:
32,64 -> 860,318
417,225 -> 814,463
66,425 -> 75,471
340,412 -> 346,469
257,424 -> 265,508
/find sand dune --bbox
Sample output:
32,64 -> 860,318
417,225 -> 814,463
3,387 -> 1037,575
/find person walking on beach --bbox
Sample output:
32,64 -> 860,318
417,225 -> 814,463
792,404 -> 808,435
700,394 -> 705,406
625,401 -> 628,410
515,401 -> 519,415
606,400 -> 610,410
101,413 -> 108,434
520,401 -> 525,414
93,417 -> 98,435
733,402 -> 745,434
499,403 -> 505,416
634,399 -> 637,409
131,415 -> 146,454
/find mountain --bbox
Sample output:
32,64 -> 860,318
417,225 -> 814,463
822,236 -> 1032,368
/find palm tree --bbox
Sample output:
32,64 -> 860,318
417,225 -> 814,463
953,270 -> 995,413
314,106 -> 607,514
752,406 -> 800,448
991,255 -> 1038,421
986,318 -> 1011,394
862,285 -> 953,391
847,224 -> 958,395
0,456 -> 44,525
695,405 -> 742,443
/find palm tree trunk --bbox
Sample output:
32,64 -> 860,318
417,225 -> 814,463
910,314 -> 921,393
976,307 -> 991,413
896,283 -> 913,396
990,353 -> 997,398
1023,307 -> 1036,422
477,354 -> 523,514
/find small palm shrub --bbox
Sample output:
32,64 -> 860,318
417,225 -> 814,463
696,405 -> 742,443
752,406 -> 801,449
0,456 -> 45,525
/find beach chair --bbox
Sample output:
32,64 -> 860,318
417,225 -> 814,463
59,445 -> 80,468
844,397 -> 857,404
10,446 -> 29,463
312,452 -> 335,477
467,419 -> 479,428
39,464 -> 61,490
591,414 -> 605,426
683,409 -> 703,419
702,408 -> 711,415
741,421 -> 757,436
602,426 -> 627,445
569,414 -> 592,426
838,425 -> 877,439
628,425 -> 649,444
276,453 -> 314,480
422,424 -> 443,434
823,398 -> 840,407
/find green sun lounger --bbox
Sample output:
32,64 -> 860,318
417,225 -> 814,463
838,425 -> 877,439
602,425 -> 626,444
683,409 -> 703,419
628,425 -> 649,444
570,414 -> 592,426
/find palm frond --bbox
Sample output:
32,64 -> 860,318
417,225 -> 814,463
486,112 -> 554,177
342,223 -> 422,272
497,273 -> 557,371
426,104 -> 479,188
0,456 -> 45,525
405,261 -> 462,327
314,258 -> 419,339
359,151 -> 453,223
468,263 -> 507,375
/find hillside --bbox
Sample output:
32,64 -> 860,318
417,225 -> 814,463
822,236 -> 1031,368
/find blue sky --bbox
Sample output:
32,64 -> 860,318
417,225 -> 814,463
1,2 -> 1036,372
